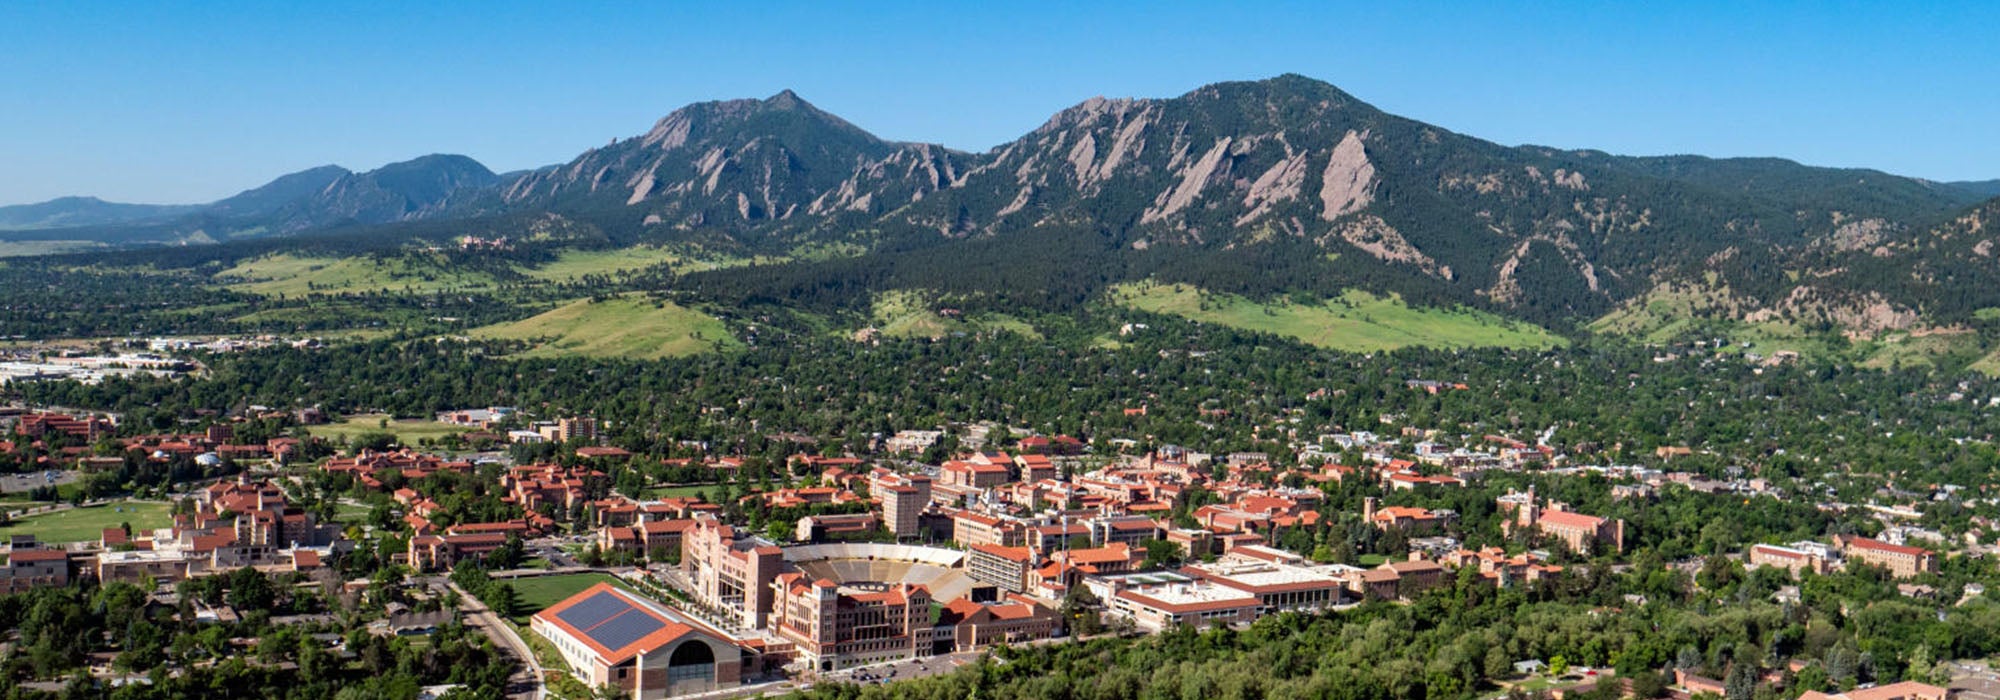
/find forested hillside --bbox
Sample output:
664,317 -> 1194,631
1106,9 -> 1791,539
3,74 -> 1998,355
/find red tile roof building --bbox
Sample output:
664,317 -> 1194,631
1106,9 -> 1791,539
1834,535 -> 1938,579
1,547 -> 71,592
1748,543 -> 1830,576
680,516 -> 785,629
1498,492 -> 1625,554
768,576 -> 937,672
530,583 -> 742,697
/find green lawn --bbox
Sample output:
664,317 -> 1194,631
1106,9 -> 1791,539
1355,553 -> 1389,567
0,500 -> 172,543
470,294 -> 740,359
332,502 -> 374,524
217,253 -> 496,297
1114,282 -> 1564,351
505,573 -> 637,623
307,414 -> 468,445
640,484 -> 718,500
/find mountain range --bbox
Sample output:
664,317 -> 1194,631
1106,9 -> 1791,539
8,74 -> 2000,332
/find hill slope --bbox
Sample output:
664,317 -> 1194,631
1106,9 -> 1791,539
0,197 -> 201,230
470,294 -> 739,358
492,75 -> 1986,329
9,74 -> 1996,339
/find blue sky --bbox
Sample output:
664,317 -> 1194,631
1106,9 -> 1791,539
1,2 -> 1994,206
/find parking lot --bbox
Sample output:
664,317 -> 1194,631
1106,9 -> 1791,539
830,652 -> 977,686
0,470 -> 76,494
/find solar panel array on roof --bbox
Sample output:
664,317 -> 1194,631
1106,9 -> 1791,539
587,610 -> 667,652
554,591 -> 626,630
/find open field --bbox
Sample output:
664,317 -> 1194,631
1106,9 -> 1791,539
470,294 -> 739,359
1589,284 -> 1838,357
506,573 -> 637,623
640,484 -> 717,500
1595,284 -> 1990,368
0,500 -> 171,543
519,245 -> 777,282
1859,328 -> 1987,371
1114,283 -> 1564,351
332,502 -> 373,524
307,414 -> 468,444
0,240 -> 106,257
229,302 -> 404,331
218,253 -> 496,296
868,290 -> 1041,340
520,246 -> 688,282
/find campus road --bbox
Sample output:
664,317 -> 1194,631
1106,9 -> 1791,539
447,580 -> 546,700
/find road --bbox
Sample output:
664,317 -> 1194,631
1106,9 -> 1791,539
448,580 -> 546,700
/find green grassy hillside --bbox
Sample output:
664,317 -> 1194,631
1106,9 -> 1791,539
1591,284 -> 1990,369
1112,282 -> 1564,351
518,245 -> 776,282
866,290 -> 1041,340
218,253 -> 494,296
469,294 -> 739,359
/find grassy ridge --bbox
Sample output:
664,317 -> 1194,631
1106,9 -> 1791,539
1113,282 -> 1564,351
1592,284 -> 1990,369
867,290 -> 1042,340
218,253 -> 494,296
519,245 -> 777,282
470,294 -> 739,359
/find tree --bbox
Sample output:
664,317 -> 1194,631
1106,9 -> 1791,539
226,566 -> 276,610
351,431 -> 397,453
488,583 -> 522,619
1825,646 -> 1862,689
484,534 -> 526,570
1060,585 -> 1104,636
1629,670 -> 1669,699
1724,660 -> 1757,700
1904,645 -> 1938,684
1141,538 -> 1183,569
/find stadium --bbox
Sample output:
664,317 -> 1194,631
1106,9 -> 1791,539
782,542 -> 978,601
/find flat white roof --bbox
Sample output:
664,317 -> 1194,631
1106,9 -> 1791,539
1201,563 -> 1346,589
1124,581 -> 1258,608
97,550 -> 188,564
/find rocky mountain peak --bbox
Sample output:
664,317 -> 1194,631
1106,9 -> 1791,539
764,88 -> 807,110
